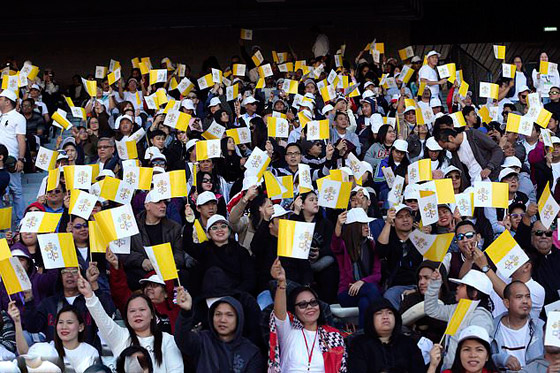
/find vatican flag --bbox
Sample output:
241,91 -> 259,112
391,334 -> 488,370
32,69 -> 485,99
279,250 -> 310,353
81,78 -> 97,97
197,74 -> 213,90
455,192 -> 474,217
194,219 -> 208,243
278,220 -> 316,259
493,45 -> 506,60
163,110 -> 190,132
298,164 -> 314,193
69,189 -> 97,220
35,147 -> 58,171
280,176 -> 294,199
444,299 -> 480,336
95,204 -> 139,241
176,77 -> 194,95
145,243 -> 178,281
506,113 -> 533,136
232,64 -> 246,77
473,182 -> 508,209
540,61 -> 558,75
202,121 -> 226,140
152,170 -> 188,199
64,165 -> 93,190
408,159 -> 432,184
418,190 -> 439,226
196,139 -> 222,161
52,109 -> 73,130
398,46 -> 414,60
458,81 -> 469,98
502,63 -> 516,79
409,229 -> 454,262
163,100 -> 180,113
317,179 -> 352,209
226,127 -> 251,145
107,68 -> 121,85
38,233 -> 79,270
267,117 -> 290,138
485,230 -> 529,278
419,179 -> 455,204
306,120 -> 329,141
122,166 -> 153,190
252,50 -> 264,67
264,171 -> 287,198
99,177 -> 134,204
19,212 -> 61,233
449,112 -> 466,128
89,220 -> 109,253
245,147 -> 271,178
149,69 -> 167,85
479,82 -> 499,100
240,29 -> 253,40
226,84 -> 239,101
320,85 -> 337,102
545,312 -> 560,348
0,257 -> 32,295
281,79 -> 299,94
538,182 -> 560,229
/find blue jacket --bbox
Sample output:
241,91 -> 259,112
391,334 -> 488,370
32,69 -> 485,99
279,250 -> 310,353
491,312 -> 544,369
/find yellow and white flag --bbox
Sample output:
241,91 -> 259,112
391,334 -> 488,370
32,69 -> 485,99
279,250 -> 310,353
545,312 -> 560,348
299,164 -> 314,193
251,50 -> 264,67
109,59 -> 120,72
540,61 -> 558,75
115,139 -> 138,160
502,63 -> 516,79
195,139 -> 222,161
152,170 -> 188,199
145,243 -> 178,281
485,230 -> 529,278
408,159 -> 432,184
267,117 -> 290,138
258,64 -> 273,79
20,211 -> 62,233
397,65 -> 414,84
122,166 -> 153,190
211,68 -> 223,84
163,110 -> 190,132
279,175 -> 294,199
194,219 -> 208,243
107,68 -> 121,85
281,79 -> 299,95
38,233 -> 79,270
449,112 -> 466,128
95,204 -> 139,241
0,239 -> 11,261
346,152 -> 368,180
226,84 -> 239,101
0,207 -> 12,230
473,182 -> 509,209
437,63 -> 457,81
418,190 -> 439,226
264,172 -> 287,199
387,175 -> 405,205
64,165 -> 93,190
232,64 -> 246,77
409,229 -> 454,262
479,82 -> 499,100
197,74 -> 213,90
278,220 -> 316,259
529,107 -> 553,128
506,113 -> 533,136
95,66 -> 108,79
320,85 -> 337,103
176,77 -> 194,95
19,63 -> 39,81
202,121 -> 226,140
458,81 -> 469,98
52,109 -> 73,130
455,192 -> 474,217
444,299 -> 480,336
382,167 -> 396,189
70,106 -> 86,120
493,45 -> 506,60
317,179 -> 352,209
69,189 -> 97,220
398,46 -> 414,60
226,127 -> 251,145
245,147 -> 271,178
99,176 -> 135,204
306,120 -> 329,141
81,78 -> 97,97
163,100 -> 180,114
419,179 -> 456,204
0,257 -> 32,295
149,69 -> 167,85
35,147 -> 58,171
538,182 -> 560,229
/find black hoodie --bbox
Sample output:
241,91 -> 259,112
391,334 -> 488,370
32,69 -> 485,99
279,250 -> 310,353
174,296 -> 264,372
347,299 -> 425,373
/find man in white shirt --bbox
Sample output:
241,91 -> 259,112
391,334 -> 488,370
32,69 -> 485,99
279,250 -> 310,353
418,50 -> 447,99
0,90 -> 26,225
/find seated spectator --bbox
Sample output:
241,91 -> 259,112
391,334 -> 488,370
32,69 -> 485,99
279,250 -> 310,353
115,345 -> 153,373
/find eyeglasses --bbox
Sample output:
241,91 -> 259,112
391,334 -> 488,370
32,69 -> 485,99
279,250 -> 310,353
449,174 -> 461,180
152,161 -> 166,166
520,94 -> 528,99
48,190 -> 62,195
295,299 -> 319,309
209,223 -> 228,231
61,268 -> 79,276
510,213 -> 525,219
533,230 -> 553,237
550,91 -> 560,95
72,223 -> 88,230
456,231 -> 476,241
286,152 -> 301,157
98,145 -> 113,150
202,178 -> 212,183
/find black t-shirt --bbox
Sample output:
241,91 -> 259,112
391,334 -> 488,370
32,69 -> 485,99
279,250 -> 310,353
144,222 -> 163,246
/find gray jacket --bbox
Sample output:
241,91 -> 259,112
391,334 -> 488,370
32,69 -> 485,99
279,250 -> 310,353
491,312 -> 544,369
424,278 -> 494,370
519,356 -> 549,373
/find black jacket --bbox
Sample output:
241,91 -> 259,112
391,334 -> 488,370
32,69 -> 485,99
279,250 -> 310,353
348,299 -> 425,372
376,228 -> 423,288
174,296 -> 264,372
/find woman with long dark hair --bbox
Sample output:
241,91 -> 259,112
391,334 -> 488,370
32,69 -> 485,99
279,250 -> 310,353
364,124 -> 396,172
9,303 -> 99,373
216,136 -> 244,183
77,278 -> 183,372
373,139 -> 411,207
116,345 -> 154,373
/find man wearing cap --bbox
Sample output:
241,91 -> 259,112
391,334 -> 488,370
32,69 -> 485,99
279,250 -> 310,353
514,85 -> 531,114
124,190 -> 184,290
377,204 -> 422,309
489,281 -> 544,371
26,84 -> 50,123
545,86 -> 560,119
329,111 -> 361,156
237,96 -> 260,126
116,77 -> 147,111
419,51 -> 447,99
0,89 -> 26,224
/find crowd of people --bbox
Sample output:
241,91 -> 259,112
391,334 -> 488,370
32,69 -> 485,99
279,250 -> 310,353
0,31 -> 559,373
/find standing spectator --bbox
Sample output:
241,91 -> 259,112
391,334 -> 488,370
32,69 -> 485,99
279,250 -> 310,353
419,51 -> 447,99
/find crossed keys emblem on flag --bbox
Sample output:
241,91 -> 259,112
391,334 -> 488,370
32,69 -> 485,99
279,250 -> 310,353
156,180 -> 167,194
543,205 -> 555,220
458,199 -> 469,212
277,122 -> 287,135
209,143 -> 219,155
409,168 -> 418,181
118,213 -> 134,231
412,236 -> 427,251
324,187 -> 336,202
302,172 -> 311,184
553,321 -> 560,338
125,171 -> 136,185
167,112 -> 177,123
423,203 -> 436,218
477,188 -> 489,203
504,254 -> 520,271
119,188 -> 131,201
309,125 -> 318,137
14,263 -> 27,282
481,85 -> 490,96
250,155 -> 262,168
240,131 -> 248,142
77,171 -> 89,185
24,216 -> 38,229
44,242 -> 59,261
38,153 -> 49,166
298,231 -> 312,249
77,199 -> 92,212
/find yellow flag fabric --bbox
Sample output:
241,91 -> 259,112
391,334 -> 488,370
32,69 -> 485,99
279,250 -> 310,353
306,120 -> 330,140
418,82 -> 427,97
47,169 -> 60,192
0,207 -> 12,230
478,106 -> 493,124
278,219 -> 316,259
89,220 -> 109,253
226,127 -> 251,145
473,182 -> 509,209
538,182 -> 560,229
280,175 -> 294,199
144,243 -> 178,281
408,159 -> 432,184
317,179 -> 353,209
0,257 -> 32,295
459,81 -> 469,97
535,108 -> 553,128
444,299 -> 480,336
163,111 -> 190,132
52,111 -> 72,130
409,229 -> 454,262
20,212 -> 62,233
152,170 -> 188,198
479,82 -> 499,100
0,239 -> 11,261
95,204 -> 139,242
485,230 -> 529,278
194,219 -> 208,243
122,167 -> 153,190
449,112 -> 466,127
264,172 -> 286,198
493,45 -> 506,59
82,78 -> 97,97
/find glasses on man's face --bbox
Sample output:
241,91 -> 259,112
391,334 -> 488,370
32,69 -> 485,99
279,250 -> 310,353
98,145 -> 113,150
286,151 -> 301,157
295,299 -> 319,310
209,223 -> 228,232
520,94 -> 528,99
456,231 -> 476,241
533,230 -> 553,237
72,223 -> 88,230
152,161 -> 166,166
510,213 -> 525,219
61,268 -> 79,276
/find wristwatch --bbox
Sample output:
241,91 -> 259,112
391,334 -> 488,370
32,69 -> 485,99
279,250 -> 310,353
481,265 -> 490,273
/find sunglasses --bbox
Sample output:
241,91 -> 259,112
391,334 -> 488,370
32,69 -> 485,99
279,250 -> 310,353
533,230 -> 553,237
202,178 -> 212,183
550,91 -> 560,95
72,223 -> 88,230
295,299 -> 319,310
456,231 -> 476,241
209,223 -> 228,231
520,94 -> 528,99
510,213 -> 525,219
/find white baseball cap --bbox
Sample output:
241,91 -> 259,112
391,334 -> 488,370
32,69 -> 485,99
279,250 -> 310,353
30,84 -> 41,91
404,105 -> 416,113
206,214 -> 229,231
208,97 -> 221,107
300,100 -> 314,110
426,50 -> 440,58
403,184 -> 420,201
346,208 -> 374,224
321,104 -> 334,116
444,165 -> 462,176
393,139 -> 409,153
196,191 -> 217,206
0,90 -> 17,102
449,269 -> 493,295
552,136 -> 560,145
340,166 -> 354,178
96,169 -> 115,180
430,98 -> 443,108
458,325 -> 491,345
499,167 -> 518,181
363,81 -> 375,89
181,99 -> 196,111
393,204 -> 413,215
426,137 -> 443,151
115,115 -> 134,130
271,204 -> 290,219
145,190 -> 165,204
242,96 -> 258,106
518,85 -> 530,94
186,138 -> 198,150
352,186 -> 370,200
362,90 -> 375,99
139,274 -> 165,286
501,156 -> 522,169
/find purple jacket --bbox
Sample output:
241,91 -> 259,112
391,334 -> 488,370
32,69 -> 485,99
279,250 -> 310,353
331,234 -> 381,294
0,243 -> 58,315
